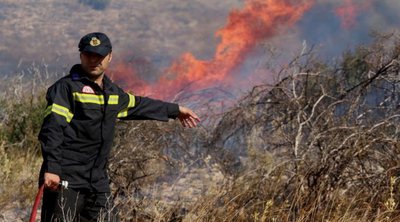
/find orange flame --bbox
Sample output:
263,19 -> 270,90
110,61 -> 150,94
335,0 -> 371,29
112,0 -> 313,100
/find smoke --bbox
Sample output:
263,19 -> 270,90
2,0 -> 400,105
110,0 -> 400,103
335,0 -> 372,29
297,0 -> 400,58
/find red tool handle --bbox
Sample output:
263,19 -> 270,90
29,183 -> 45,222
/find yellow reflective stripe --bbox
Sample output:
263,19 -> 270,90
108,95 -> 119,105
127,93 -> 135,108
118,93 -> 136,118
44,103 -> 74,123
118,110 -> 128,118
44,105 -> 52,117
73,93 -> 119,105
73,92 -> 104,104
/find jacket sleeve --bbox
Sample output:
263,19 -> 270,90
38,82 -> 73,176
117,91 -> 180,121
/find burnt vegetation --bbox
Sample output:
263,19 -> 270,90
2,34 -> 400,221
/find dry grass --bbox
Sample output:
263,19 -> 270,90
0,64 -> 52,221
3,34 -> 400,221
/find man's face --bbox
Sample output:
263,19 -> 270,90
80,52 -> 112,77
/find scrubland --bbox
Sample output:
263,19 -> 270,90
1,33 -> 400,221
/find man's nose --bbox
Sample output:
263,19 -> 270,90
89,56 -> 100,63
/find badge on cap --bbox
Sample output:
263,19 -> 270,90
90,37 -> 101,46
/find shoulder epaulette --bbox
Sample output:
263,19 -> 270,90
71,73 -> 80,81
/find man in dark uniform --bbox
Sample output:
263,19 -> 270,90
39,32 -> 200,221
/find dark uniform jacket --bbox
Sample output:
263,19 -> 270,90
39,64 -> 179,192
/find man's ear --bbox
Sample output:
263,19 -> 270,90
108,53 -> 112,62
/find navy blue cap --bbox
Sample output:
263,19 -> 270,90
78,32 -> 112,56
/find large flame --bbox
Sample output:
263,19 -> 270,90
111,0 -> 313,100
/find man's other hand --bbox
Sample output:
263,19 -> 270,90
44,172 -> 61,191
178,106 -> 200,128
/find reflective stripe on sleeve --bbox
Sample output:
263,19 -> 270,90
117,93 -> 135,118
44,103 -> 74,123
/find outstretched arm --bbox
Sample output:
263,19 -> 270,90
117,92 -> 200,127
178,106 -> 200,128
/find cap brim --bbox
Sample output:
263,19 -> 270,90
80,46 -> 110,57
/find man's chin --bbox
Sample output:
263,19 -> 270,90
89,71 -> 100,75
87,70 -> 103,76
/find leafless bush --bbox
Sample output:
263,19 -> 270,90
183,33 -> 400,221
108,119 -> 211,220
5,34 -> 400,221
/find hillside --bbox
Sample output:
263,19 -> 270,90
2,32 -> 400,221
2,1 -> 400,221
0,0 -> 241,76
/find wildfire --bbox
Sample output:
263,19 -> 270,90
335,0 -> 371,29
111,0 -> 313,100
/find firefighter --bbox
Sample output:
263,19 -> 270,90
38,32 -> 200,221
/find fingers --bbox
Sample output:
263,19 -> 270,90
44,172 -> 61,191
179,117 -> 185,127
187,115 -> 200,127
178,106 -> 201,128
185,108 -> 201,123
181,115 -> 200,128
178,113 -> 200,128
179,115 -> 197,128
45,181 -> 60,191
